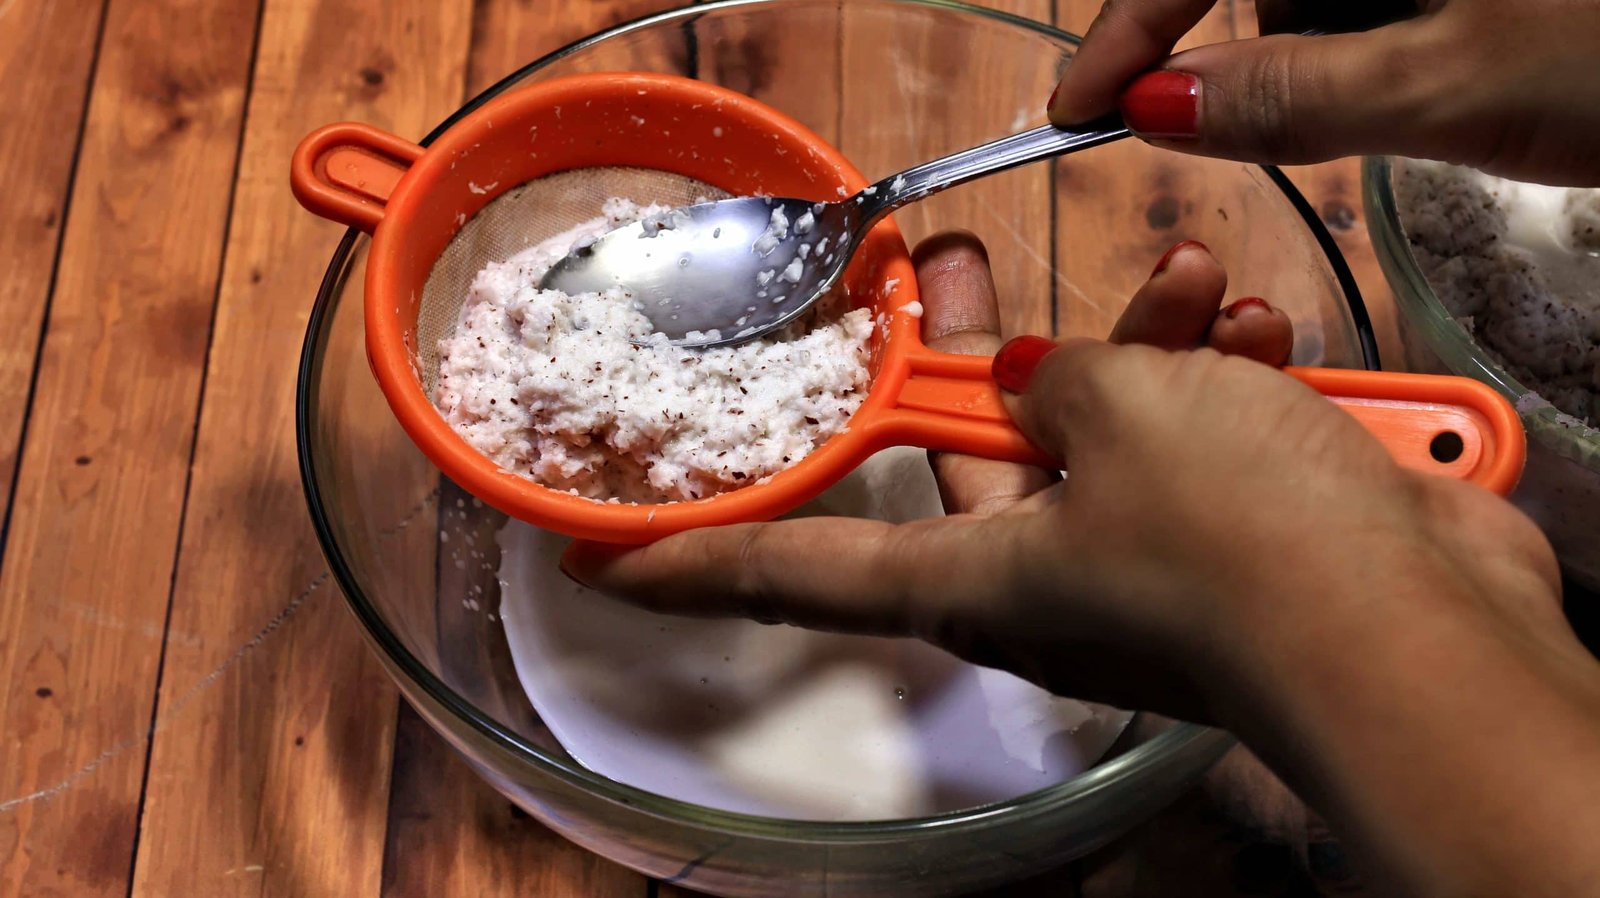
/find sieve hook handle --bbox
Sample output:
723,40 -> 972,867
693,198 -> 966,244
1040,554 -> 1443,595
878,348 -> 1526,495
881,349 -> 1057,469
291,123 -> 424,233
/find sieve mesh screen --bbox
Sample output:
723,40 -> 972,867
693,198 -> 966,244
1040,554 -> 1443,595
417,167 -> 731,399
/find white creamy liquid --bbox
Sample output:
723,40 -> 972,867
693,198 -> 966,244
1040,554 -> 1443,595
498,446 -> 1132,821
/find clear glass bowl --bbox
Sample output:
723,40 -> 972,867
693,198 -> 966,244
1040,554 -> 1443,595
1364,156 -> 1600,590
297,2 -> 1378,895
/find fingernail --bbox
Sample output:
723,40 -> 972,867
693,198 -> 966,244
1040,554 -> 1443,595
1119,71 -> 1200,139
993,335 -> 1057,393
1151,239 -> 1209,278
1047,81 -> 1061,115
1223,297 -> 1273,319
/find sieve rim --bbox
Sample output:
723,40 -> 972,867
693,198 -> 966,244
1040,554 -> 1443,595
363,71 -> 923,541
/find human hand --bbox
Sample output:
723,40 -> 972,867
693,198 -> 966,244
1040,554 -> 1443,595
563,232 -> 1590,898
1049,0 -> 1600,186
561,231 -> 1554,724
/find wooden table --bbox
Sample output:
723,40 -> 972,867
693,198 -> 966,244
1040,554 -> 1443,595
0,1 -> 1406,895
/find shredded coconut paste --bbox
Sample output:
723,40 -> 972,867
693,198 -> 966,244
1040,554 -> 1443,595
435,198 -> 873,503
1399,162 -> 1600,424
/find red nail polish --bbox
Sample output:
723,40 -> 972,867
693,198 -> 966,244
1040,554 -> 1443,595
1047,82 -> 1061,114
1151,239 -> 1209,278
993,335 -> 1057,393
1119,71 -> 1200,139
1223,297 -> 1273,319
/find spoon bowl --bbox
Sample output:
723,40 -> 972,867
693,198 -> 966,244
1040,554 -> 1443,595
541,122 -> 1131,347
540,195 -> 856,346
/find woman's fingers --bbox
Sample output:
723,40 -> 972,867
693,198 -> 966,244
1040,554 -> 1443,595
1108,240 -> 1292,365
1054,1 -> 1443,164
1049,0 -> 1221,126
1108,239 -> 1228,348
912,232 -> 1058,515
560,513 -> 1021,639
1118,26 -> 1443,163
1206,297 -> 1295,366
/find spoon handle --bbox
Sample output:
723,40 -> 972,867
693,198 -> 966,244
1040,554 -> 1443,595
857,117 -> 1130,223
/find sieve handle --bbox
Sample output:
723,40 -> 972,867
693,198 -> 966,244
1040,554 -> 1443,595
878,349 -> 1526,495
879,349 -> 1057,469
1286,367 -> 1525,495
291,122 -> 424,232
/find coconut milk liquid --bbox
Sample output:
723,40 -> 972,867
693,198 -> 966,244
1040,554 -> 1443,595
499,447 -> 1131,821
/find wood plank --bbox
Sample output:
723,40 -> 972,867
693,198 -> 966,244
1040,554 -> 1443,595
1076,752 -> 1373,896
124,1 -> 474,895
0,0 -> 260,895
372,4 -> 684,895
670,4 -> 1065,895
1279,163 -> 1400,364
680,5 -> 841,895
381,702 -> 645,897
1231,0 -> 1403,363
1051,8 -> 1382,893
841,0 -> 1058,339
1051,7 -> 1242,890
685,0 -> 842,144
1052,1 -> 1246,342
664,864 -> 1080,898
467,0 -> 692,95
0,0 -> 105,522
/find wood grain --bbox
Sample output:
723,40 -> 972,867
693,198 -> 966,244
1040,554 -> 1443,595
381,703 -> 646,897
371,2 -> 676,895
673,8 -> 1077,894
467,0 -> 691,96
1052,1 -> 1244,341
1279,166 -> 1401,365
123,1 -> 472,895
1230,0 -> 1403,362
655,6 -> 846,890
0,0 -> 105,522
0,0 -> 259,894
653,7 -> 837,891
841,0 -> 1058,339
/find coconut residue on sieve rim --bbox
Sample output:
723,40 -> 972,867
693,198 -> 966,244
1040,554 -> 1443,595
434,197 -> 873,504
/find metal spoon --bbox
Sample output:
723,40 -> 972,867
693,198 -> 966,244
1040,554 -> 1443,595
539,117 -> 1130,348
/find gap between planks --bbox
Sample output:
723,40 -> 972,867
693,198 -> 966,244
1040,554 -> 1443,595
0,1 -> 262,895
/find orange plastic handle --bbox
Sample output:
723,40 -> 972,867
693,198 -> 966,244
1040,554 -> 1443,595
290,122 -> 424,233
880,351 -> 1526,495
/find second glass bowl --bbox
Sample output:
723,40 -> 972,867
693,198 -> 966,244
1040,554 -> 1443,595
1365,155 -> 1600,590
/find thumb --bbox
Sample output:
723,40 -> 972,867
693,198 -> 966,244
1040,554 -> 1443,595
992,335 -> 1133,463
1117,24 -> 1448,163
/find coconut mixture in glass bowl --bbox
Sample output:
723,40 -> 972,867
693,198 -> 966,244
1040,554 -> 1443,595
1366,156 -> 1600,589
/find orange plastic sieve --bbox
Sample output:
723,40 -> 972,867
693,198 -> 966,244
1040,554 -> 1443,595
291,72 -> 1526,543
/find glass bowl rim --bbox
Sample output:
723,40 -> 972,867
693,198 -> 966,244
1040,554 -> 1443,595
1361,154 -> 1600,469
296,0 -> 1375,841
